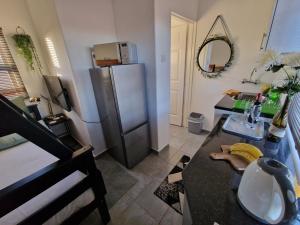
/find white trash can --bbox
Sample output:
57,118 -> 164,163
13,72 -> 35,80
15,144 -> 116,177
188,112 -> 204,135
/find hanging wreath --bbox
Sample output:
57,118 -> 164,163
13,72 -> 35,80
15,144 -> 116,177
12,26 -> 42,73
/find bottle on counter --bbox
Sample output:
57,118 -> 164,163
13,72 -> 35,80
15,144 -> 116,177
248,93 -> 262,124
267,94 -> 289,143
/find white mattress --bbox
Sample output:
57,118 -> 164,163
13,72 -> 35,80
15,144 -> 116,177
0,141 -> 95,225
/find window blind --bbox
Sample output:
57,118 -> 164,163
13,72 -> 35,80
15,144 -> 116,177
0,27 -> 27,98
288,93 -> 300,151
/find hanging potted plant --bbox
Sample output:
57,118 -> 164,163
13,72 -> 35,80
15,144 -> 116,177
12,26 -> 42,73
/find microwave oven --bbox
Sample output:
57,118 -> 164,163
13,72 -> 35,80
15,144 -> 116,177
92,42 -> 138,67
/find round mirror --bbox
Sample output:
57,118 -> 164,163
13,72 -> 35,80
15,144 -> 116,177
197,36 -> 233,76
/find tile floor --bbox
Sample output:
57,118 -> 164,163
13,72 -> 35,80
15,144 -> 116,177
88,125 -> 208,225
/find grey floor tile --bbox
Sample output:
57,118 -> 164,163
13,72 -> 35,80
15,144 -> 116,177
109,191 -> 135,218
169,135 -> 187,149
109,203 -> 157,225
80,210 -> 106,225
185,132 -> 208,145
180,143 -> 200,158
159,208 -> 183,225
95,153 -> 118,174
95,153 -> 137,208
158,145 -> 180,165
180,133 -> 208,157
109,170 -> 153,220
125,175 -> 153,199
132,153 -> 173,180
169,150 -> 186,166
170,125 -> 189,138
136,179 -> 169,223
86,125 -> 208,225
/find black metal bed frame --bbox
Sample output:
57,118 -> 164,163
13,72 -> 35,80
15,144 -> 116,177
0,95 -> 110,225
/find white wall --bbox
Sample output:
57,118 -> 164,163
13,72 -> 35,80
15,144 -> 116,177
26,0 -> 118,156
191,0 -> 275,130
267,0 -> 300,52
112,0 -> 200,151
2,0 -> 278,153
0,0 -> 56,117
53,0 -> 200,152
154,0 -> 199,150
54,0 -> 117,122
112,0 -> 159,149
53,0 -> 117,155
26,0 -> 92,149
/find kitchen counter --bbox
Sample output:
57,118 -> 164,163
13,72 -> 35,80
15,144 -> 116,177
182,117 -> 300,225
215,95 -> 274,119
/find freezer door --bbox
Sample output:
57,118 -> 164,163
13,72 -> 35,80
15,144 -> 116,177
111,64 -> 148,132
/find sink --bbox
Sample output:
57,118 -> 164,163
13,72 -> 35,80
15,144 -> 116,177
222,114 -> 265,141
233,92 -> 257,101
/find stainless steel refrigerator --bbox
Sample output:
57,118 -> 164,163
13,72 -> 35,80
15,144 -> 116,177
89,64 -> 150,168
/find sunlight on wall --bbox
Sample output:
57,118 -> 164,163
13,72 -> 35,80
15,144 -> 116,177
45,37 -> 60,69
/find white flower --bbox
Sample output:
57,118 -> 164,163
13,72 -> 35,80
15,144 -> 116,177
256,50 -> 280,69
278,52 -> 300,67
257,50 -> 300,69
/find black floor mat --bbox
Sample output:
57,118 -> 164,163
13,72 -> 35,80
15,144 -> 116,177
154,155 -> 190,214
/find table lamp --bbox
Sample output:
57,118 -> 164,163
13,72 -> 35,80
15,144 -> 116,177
40,95 -> 54,119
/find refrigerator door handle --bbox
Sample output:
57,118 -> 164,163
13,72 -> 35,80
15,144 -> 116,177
121,121 -> 149,136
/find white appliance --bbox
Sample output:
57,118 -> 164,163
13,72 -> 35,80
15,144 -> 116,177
238,158 -> 298,224
92,42 -> 137,67
89,64 -> 149,168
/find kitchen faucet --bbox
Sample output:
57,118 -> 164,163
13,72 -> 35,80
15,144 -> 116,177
242,68 -> 260,84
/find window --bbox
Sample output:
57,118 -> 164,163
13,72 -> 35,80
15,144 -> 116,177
267,0 -> 300,52
0,27 -> 27,98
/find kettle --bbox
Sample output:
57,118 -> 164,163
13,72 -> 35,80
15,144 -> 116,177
238,158 -> 298,224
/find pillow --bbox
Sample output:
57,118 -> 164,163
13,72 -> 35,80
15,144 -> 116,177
0,133 -> 28,151
10,96 -> 30,114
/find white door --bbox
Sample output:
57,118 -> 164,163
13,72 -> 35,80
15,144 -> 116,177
169,22 -> 188,126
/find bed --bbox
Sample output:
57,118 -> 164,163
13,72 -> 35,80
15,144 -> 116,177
0,95 -> 110,225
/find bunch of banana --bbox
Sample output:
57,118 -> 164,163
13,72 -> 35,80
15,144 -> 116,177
230,143 -> 263,162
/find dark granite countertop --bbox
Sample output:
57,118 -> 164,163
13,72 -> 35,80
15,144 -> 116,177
215,95 -> 274,119
182,117 -> 300,225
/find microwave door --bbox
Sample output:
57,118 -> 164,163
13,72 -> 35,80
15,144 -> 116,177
93,43 -> 121,67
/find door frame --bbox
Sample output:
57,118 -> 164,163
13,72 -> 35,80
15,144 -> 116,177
170,12 -> 197,127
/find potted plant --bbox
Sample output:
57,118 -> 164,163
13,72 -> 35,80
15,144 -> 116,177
12,26 -> 42,73
258,51 -> 300,97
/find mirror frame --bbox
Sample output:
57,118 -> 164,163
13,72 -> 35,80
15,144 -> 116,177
196,35 -> 234,78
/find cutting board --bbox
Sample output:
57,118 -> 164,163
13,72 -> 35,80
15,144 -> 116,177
210,145 -> 249,171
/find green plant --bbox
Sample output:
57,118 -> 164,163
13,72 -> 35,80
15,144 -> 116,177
12,34 -> 35,70
275,69 -> 300,96
258,50 -> 300,96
